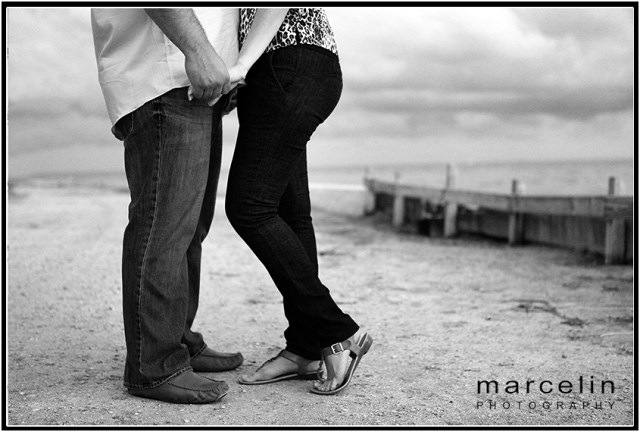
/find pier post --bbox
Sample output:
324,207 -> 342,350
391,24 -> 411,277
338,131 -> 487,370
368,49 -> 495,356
363,166 -> 376,215
443,164 -> 458,237
392,171 -> 405,227
508,179 -> 524,245
604,177 -> 626,264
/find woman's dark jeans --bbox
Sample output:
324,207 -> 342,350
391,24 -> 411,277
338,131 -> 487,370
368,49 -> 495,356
226,45 -> 359,360
116,87 -> 225,389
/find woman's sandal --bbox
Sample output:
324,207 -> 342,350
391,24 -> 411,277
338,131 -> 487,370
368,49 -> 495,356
238,350 -> 323,385
311,332 -> 374,395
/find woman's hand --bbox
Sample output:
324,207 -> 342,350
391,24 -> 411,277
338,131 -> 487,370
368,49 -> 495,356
228,61 -> 249,88
188,61 -> 248,105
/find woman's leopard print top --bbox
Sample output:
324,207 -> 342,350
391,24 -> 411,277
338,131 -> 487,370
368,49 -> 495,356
239,8 -> 338,56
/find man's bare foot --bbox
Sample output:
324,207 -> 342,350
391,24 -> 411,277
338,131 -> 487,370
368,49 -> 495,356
313,331 -> 363,393
240,350 -> 322,384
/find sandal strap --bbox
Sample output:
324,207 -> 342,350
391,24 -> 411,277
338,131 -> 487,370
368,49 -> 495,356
255,351 -> 284,372
321,335 -> 362,358
279,350 -> 306,365
278,350 -> 321,374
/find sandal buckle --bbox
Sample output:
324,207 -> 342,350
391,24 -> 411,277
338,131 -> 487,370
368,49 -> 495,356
330,342 -> 344,354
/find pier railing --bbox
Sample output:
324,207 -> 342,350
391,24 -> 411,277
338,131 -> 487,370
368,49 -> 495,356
363,168 -> 634,264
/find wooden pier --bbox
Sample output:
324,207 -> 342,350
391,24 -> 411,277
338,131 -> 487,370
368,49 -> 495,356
363,167 -> 634,264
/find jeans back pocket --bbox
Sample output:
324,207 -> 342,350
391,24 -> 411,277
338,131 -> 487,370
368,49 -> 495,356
268,48 -> 300,95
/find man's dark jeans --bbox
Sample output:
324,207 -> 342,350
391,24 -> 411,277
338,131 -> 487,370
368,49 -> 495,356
115,87 -> 224,389
226,45 -> 359,360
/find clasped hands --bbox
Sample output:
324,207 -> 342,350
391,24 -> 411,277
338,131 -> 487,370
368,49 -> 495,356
187,61 -> 249,106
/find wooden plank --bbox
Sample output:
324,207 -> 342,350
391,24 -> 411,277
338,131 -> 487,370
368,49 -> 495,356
604,177 -> 627,265
404,196 -> 426,224
363,180 -> 376,216
457,208 -> 509,239
524,215 -> 606,254
395,184 -> 442,201
514,196 -> 604,216
365,179 -> 396,195
508,180 -> 525,245
605,219 -> 626,264
603,197 -> 634,219
446,190 -> 511,210
625,220 -> 634,263
366,179 -> 632,218
392,194 -> 405,227
444,203 -> 458,237
444,165 -> 458,237
364,176 -> 633,263
373,192 -> 394,214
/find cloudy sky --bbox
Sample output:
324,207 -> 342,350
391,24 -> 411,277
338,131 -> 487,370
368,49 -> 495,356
6,6 -> 635,178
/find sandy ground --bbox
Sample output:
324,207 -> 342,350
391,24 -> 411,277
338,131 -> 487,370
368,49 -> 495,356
5,181 -> 635,427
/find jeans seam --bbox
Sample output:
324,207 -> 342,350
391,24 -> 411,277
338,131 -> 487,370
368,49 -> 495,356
126,366 -> 192,390
136,98 -> 163,378
268,52 -> 287,95
190,344 -> 208,360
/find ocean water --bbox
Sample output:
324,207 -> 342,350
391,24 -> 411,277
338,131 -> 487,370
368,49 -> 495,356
307,158 -> 635,197
11,158 -> 635,198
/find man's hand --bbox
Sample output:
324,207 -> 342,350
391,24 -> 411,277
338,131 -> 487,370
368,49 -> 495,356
184,46 -> 231,102
188,60 -> 245,107
145,8 -> 230,102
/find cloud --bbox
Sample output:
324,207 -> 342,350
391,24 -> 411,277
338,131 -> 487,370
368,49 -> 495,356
513,7 -> 634,42
6,7 -> 121,156
7,8 -> 99,102
329,7 -> 633,110
343,85 -> 632,119
319,6 -> 634,163
5,6 -> 636,170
